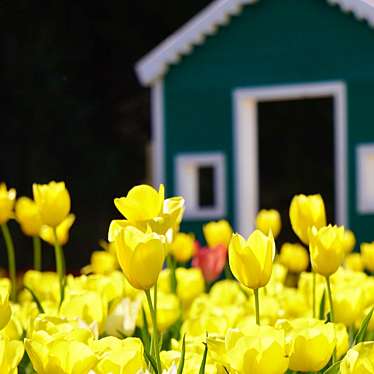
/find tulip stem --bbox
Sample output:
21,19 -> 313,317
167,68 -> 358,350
53,228 -> 65,306
166,255 -> 177,294
254,288 -> 260,325
1,223 -> 16,302
325,275 -> 336,364
325,276 -> 334,322
32,236 -> 42,271
145,288 -> 162,374
312,271 -> 316,318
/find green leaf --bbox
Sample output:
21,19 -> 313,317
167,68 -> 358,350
325,311 -> 332,323
198,342 -> 208,374
177,334 -> 186,374
323,360 -> 341,374
24,286 -> 44,314
354,306 -> 374,344
319,289 -> 326,320
144,348 -> 158,374
141,307 -> 151,354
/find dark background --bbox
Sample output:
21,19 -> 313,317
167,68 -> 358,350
0,0 -> 211,271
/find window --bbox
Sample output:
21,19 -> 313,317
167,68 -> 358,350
357,144 -> 374,213
175,153 -> 226,219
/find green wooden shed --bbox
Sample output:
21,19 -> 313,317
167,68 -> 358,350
135,0 -> 374,243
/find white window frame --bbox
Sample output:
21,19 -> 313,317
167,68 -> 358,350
356,143 -> 374,214
175,152 -> 226,219
233,81 -> 347,237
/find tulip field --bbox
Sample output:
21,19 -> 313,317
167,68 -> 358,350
0,182 -> 374,373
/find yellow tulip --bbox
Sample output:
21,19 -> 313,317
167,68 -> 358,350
91,336 -> 145,374
334,288 -> 365,326
203,219 -> 232,248
83,250 -> 117,275
0,183 -> 16,224
144,290 -> 180,332
60,290 -> 107,333
158,268 -> 205,307
276,318 -> 335,372
343,230 -> 356,254
105,297 -> 142,337
0,335 -> 24,373
29,314 -> 96,344
229,229 -> 275,289
309,225 -> 345,277
345,253 -> 364,272
361,242 -> 374,272
0,286 -> 11,330
169,232 -> 195,262
33,181 -> 71,228
256,209 -> 281,238
279,243 -> 309,273
114,184 -> 164,222
225,325 -> 289,374
289,194 -> 326,244
340,342 -> 374,374
115,225 -> 166,290
15,196 -> 42,236
25,338 -> 97,374
335,323 -> 349,359
39,214 -> 75,246
23,270 -> 60,303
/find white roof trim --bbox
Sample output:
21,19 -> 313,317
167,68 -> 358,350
136,0 -> 374,87
135,0 -> 256,86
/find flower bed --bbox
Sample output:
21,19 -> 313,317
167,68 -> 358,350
0,182 -> 373,373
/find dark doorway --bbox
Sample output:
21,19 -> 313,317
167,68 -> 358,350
257,97 -> 334,246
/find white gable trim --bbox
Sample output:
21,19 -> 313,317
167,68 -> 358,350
233,81 -> 347,237
136,0 -> 374,86
135,0 -> 256,86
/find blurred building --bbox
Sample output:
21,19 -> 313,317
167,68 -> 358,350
136,0 -> 374,243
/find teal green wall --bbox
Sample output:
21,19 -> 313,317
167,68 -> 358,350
163,0 -> 374,243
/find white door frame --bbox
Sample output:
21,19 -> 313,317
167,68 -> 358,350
233,81 -> 347,237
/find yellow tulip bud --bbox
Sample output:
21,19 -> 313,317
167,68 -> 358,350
289,194 -> 326,244
343,230 -> 356,254
361,242 -> 374,272
169,232 -> 195,262
33,181 -> 71,227
91,337 -> 145,373
0,183 -> 16,224
0,336 -> 24,373
203,220 -> 232,248
114,184 -> 164,222
15,196 -> 42,236
256,209 -> 281,238
276,318 -> 336,372
229,230 -> 275,289
115,225 -> 166,290
345,253 -> 364,272
340,342 -> 374,374
0,286 -> 11,330
39,213 -> 75,246
309,225 -> 345,277
279,242 -> 309,273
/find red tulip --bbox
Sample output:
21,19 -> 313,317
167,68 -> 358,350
192,242 -> 227,282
